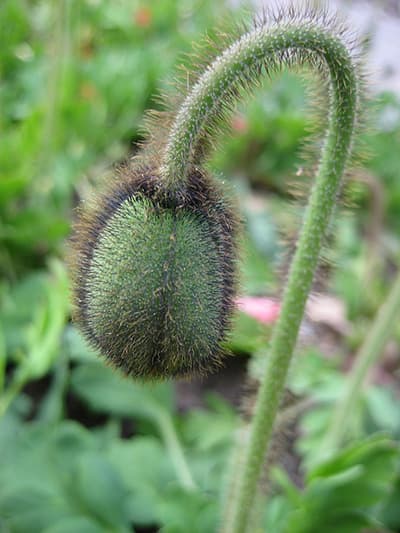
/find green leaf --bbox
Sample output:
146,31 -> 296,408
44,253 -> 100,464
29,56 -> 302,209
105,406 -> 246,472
0,420 -> 135,532
0,484 -> 72,533
70,361 -> 174,421
22,260 -> 69,380
158,486 -> 218,533
379,471 -> 400,529
364,385 -> 400,435
0,176 -> 29,205
181,396 -> 237,451
73,452 -> 130,529
42,516 -> 104,533
308,434 -> 398,484
0,271 -> 48,355
107,436 -> 174,526
273,436 -> 399,533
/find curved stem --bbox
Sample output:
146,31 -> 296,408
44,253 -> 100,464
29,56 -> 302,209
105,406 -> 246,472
161,24 -> 358,191
161,18 -> 359,533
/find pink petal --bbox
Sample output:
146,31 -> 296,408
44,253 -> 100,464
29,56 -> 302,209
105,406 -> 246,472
236,296 -> 280,324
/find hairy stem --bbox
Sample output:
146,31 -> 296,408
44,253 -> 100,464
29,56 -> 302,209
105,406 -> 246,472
162,18 -> 359,533
322,270 -> 400,456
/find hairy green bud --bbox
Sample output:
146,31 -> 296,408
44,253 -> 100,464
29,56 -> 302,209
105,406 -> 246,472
69,167 -> 238,379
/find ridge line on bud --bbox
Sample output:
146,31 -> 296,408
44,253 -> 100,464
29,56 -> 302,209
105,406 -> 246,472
69,165 -> 239,380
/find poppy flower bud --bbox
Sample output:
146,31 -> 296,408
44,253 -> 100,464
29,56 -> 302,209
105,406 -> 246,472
69,166 -> 238,379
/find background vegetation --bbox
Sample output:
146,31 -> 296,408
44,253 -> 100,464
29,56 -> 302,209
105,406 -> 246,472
1,0 -> 400,531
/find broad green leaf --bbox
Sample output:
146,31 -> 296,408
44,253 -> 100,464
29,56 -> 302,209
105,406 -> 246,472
181,398 -> 237,452
0,176 -> 29,205
21,260 -> 69,380
42,516 -> 104,533
73,452 -> 130,529
364,386 -> 400,435
378,472 -> 400,530
158,486 -> 217,533
308,434 -> 398,482
108,436 -> 174,526
275,436 -> 399,533
0,484 -> 72,533
70,361 -> 174,420
0,421 -> 131,532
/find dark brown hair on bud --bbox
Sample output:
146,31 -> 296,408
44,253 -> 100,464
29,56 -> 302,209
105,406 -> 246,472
69,164 -> 239,380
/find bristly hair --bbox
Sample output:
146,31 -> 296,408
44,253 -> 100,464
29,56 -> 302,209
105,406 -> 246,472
138,1 -> 367,305
68,165 -> 240,380
138,1 -> 366,178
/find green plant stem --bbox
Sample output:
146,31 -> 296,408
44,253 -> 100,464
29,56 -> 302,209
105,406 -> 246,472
322,269 -> 400,455
161,21 -> 359,533
230,82 -> 355,533
221,397 -> 315,532
0,367 -> 29,418
155,411 -> 197,491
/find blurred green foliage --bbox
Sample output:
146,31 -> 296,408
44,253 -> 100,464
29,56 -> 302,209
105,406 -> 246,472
0,0 -> 229,276
1,0 -> 400,531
